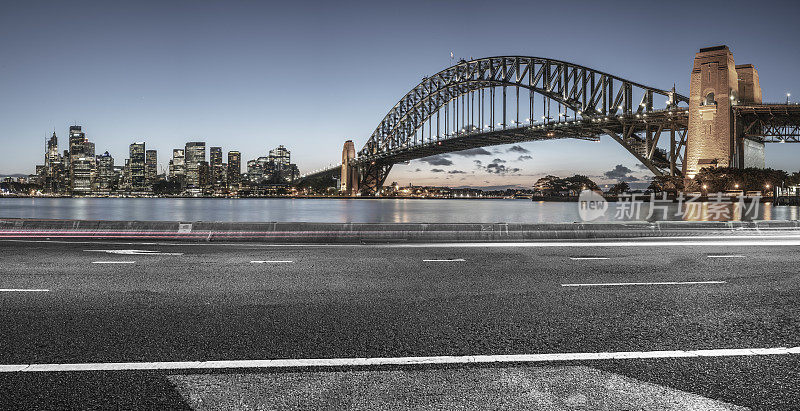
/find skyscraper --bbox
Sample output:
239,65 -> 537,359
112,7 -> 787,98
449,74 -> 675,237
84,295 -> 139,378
44,131 -> 64,192
96,152 -> 115,192
169,149 -> 185,184
210,146 -> 223,187
129,142 -> 146,191
185,142 -> 205,188
145,149 -> 158,184
68,126 -> 86,191
268,145 -> 290,168
227,151 -> 241,188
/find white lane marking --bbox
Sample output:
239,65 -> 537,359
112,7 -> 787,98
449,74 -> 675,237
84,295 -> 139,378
92,261 -> 136,264
423,259 -> 466,262
250,260 -> 294,264
707,255 -> 746,258
0,289 -> 50,292
84,249 -> 184,256
561,281 -> 726,287
570,257 -> 609,260
7,235 -> 800,248
2,346 -> 799,372
399,240 -> 800,248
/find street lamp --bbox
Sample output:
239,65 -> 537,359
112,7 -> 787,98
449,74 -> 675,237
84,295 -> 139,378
788,93 -> 792,104
734,183 -> 740,190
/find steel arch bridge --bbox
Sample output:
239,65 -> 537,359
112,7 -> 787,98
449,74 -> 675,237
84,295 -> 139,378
300,56 -> 694,194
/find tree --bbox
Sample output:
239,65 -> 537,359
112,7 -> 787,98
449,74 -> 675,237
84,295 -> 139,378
606,181 -> 630,195
649,175 -> 684,194
564,175 -> 599,194
685,167 -> 788,193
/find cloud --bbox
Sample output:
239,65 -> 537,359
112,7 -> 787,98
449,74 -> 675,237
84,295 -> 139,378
603,164 -> 636,181
452,148 -> 491,157
492,158 -> 506,164
473,160 -> 482,166
486,163 -> 520,175
448,170 -> 465,174
414,168 -> 422,172
507,145 -> 530,154
516,155 -> 533,161
418,154 -> 453,166
430,168 -> 445,173
634,164 -> 649,170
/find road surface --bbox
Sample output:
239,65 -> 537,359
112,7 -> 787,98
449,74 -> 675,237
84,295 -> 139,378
0,237 -> 798,409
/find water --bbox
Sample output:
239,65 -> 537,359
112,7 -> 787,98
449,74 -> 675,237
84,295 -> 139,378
0,197 -> 798,223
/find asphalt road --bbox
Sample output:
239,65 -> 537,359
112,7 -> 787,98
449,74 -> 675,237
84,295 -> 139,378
1,238 -> 799,409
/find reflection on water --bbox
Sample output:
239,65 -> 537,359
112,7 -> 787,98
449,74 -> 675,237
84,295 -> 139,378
0,198 -> 797,223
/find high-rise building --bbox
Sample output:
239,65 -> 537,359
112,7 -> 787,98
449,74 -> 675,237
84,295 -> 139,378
227,151 -> 241,187
169,149 -> 185,184
68,126 -> 88,191
44,131 -> 65,192
268,145 -> 290,168
185,142 -> 206,187
198,161 -> 210,188
145,149 -> 158,184
96,152 -> 115,192
129,142 -> 146,191
71,157 -> 95,195
210,147 -> 223,187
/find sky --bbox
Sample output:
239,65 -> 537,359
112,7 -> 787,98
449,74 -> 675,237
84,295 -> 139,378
1,0 -> 799,188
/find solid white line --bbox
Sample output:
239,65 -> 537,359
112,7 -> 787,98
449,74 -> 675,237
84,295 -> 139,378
399,240 -> 800,248
423,259 -> 466,262
2,346 -> 798,372
6,235 -> 800,248
0,289 -> 50,292
250,260 -> 294,263
707,255 -> 746,258
85,250 -> 183,256
561,281 -> 726,287
570,257 -> 609,260
91,261 -> 135,264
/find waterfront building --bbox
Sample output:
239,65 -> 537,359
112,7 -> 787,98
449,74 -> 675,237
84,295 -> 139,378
210,147 -> 224,187
129,142 -> 146,191
227,151 -> 241,188
43,131 -> 65,192
198,161 -> 210,188
95,152 -> 115,192
169,149 -> 185,184
247,146 -> 300,184
71,157 -> 95,194
145,149 -> 158,185
185,142 -> 206,188
68,126 -> 95,193
269,145 -> 290,168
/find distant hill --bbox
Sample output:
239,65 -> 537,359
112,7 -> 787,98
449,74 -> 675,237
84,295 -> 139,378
0,173 -> 29,178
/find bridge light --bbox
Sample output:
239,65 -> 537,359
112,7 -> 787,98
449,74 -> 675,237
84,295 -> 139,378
766,184 -> 771,189
618,105 -> 623,110
734,184 -> 739,189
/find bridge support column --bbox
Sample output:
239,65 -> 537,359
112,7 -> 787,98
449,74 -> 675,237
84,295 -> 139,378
340,140 -> 358,196
684,46 -> 763,183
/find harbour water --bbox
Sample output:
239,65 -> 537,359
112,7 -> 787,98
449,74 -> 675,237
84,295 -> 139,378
0,197 -> 797,223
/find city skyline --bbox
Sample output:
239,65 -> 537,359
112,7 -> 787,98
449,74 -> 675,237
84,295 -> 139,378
2,0 -> 799,188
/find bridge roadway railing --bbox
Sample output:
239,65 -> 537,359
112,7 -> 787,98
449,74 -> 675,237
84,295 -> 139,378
355,108 -> 688,166
297,107 -> 689,183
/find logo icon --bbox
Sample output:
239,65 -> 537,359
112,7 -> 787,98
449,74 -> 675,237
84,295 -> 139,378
578,190 -> 608,221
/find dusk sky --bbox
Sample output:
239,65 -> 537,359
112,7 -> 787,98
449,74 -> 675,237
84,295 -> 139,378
2,0 -> 799,188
